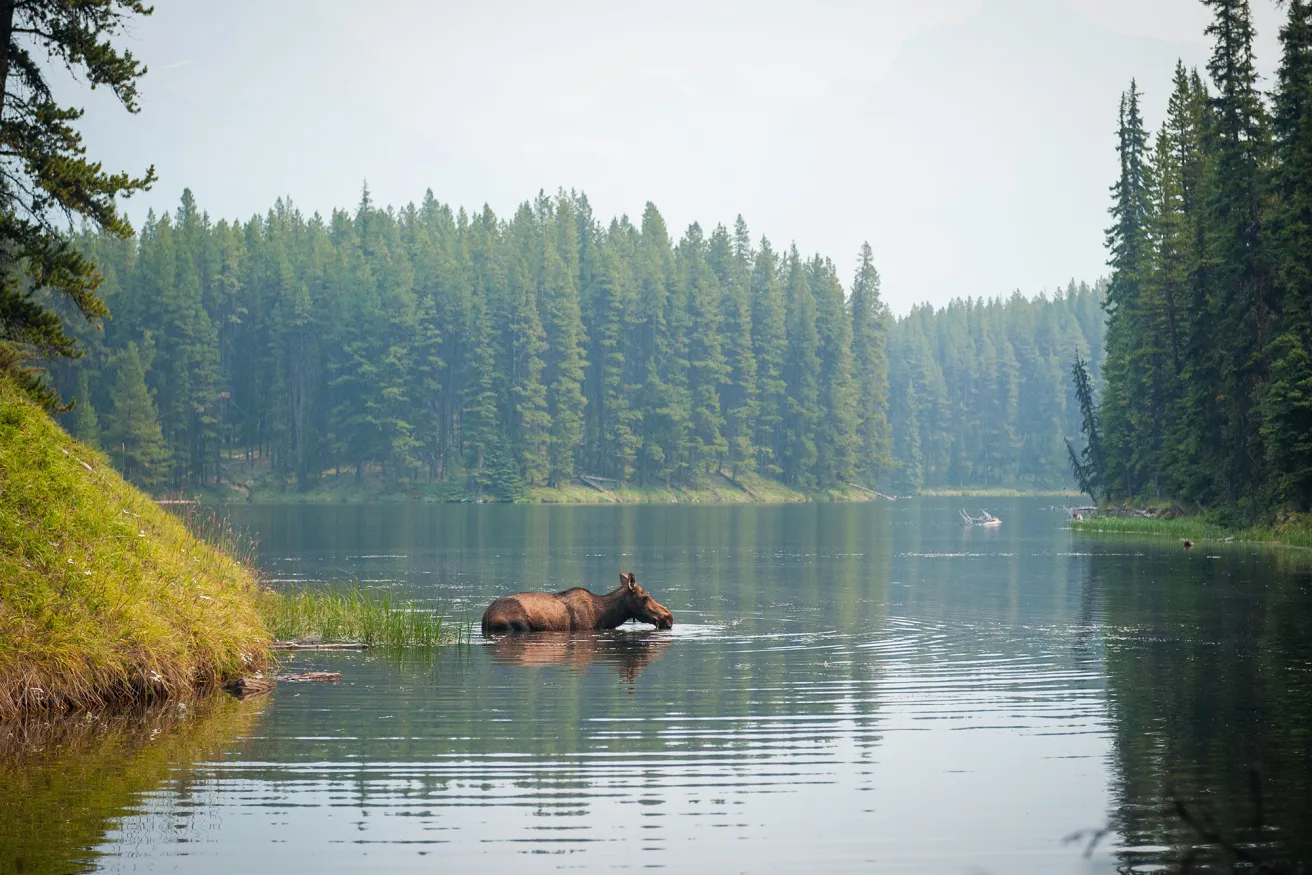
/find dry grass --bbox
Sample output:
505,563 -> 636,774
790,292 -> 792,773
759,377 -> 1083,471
0,378 -> 271,719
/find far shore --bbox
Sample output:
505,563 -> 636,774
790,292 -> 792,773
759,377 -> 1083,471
174,477 -> 1081,506
1070,512 -> 1312,550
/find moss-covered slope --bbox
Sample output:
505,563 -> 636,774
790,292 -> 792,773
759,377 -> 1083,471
0,378 -> 270,718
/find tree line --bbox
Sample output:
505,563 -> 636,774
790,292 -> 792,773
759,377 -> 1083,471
887,282 -> 1105,494
1086,0 -> 1312,515
49,187 -> 1102,499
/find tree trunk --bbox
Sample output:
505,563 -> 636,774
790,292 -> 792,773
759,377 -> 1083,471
0,0 -> 14,122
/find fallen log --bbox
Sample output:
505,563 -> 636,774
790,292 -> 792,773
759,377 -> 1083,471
271,641 -> 369,651
277,671 -> 342,683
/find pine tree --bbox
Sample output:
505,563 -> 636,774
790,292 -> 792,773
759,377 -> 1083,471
70,368 -> 100,449
509,254 -> 550,487
104,341 -> 169,488
751,239 -> 788,477
632,203 -> 684,484
850,243 -> 893,486
590,236 -> 642,479
781,247 -> 821,487
709,219 -> 759,475
462,290 -> 499,493
679,223 -> 729,476
541,197 -> 588,485
1101,81 -> 1155,497
1066,356 -> 1105,501
1264,0 -> 1312,509
0,0 -> 156,408
810,255 -> 860,488
1204,0 -> 1273,505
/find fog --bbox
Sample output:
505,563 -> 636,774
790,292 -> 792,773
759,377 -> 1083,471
80,0 -> 1283,312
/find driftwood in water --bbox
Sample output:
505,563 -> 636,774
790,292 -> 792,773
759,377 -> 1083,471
271,641 -> 369,651
277,671 -> 342,683
224,675 -> 273,699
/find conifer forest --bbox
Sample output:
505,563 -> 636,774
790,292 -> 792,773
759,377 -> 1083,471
48,190 -> 1103,499
1089,0 -> 1312,516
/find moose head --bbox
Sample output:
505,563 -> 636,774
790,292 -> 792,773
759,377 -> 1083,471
617,572 -> 674,629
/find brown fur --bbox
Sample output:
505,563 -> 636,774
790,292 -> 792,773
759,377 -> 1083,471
481,572 -> 674,635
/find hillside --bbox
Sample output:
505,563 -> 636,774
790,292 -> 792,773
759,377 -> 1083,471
0,377 -> 270,719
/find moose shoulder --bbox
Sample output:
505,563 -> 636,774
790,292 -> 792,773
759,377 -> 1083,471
481,573 -> 674,635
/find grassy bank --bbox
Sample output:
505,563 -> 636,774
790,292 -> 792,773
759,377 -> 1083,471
1070,512 -> 1312,548
259,586 -> 469,648
0,378 -> 271,719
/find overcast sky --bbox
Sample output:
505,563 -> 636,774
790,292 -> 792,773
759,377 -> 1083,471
76,0 -> 1285,314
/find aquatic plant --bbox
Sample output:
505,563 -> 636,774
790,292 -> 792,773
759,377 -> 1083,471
259,586 -> 470,649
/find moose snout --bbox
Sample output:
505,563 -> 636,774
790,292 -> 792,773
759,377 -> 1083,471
654,609 -> 674,630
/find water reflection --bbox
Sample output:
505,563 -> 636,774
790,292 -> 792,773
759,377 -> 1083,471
3,500 -> 1309,873
1096,542 -> 1312,872
488,630 -> 672,685
0,694 -> 267,875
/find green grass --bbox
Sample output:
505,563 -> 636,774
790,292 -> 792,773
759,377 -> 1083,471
259,586 -> 470,648
1070,512 -> 1312,548
0,377 -> 271,720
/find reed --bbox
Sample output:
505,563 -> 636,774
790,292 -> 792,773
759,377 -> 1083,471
259,586 -> 470,649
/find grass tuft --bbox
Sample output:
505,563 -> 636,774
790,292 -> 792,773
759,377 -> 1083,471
258,586 -> 470,649
0,378 -> 271,719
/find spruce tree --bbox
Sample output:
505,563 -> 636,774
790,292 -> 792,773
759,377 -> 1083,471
509,256 -> 550,487
782,247 -> 821,487
709,219 -> 759,475
1203,0 -> 1273,505
70,368 -> 100,449
850,243 -> 893,486
541,197 -> 588,485
104,341 -> 169,488
1264,0 -> 1312,508
751,239 -> 788,477
1101,82 -> 1154,497
590,237 -> 641,479
679,223 -> 729,476
810,255 -> 860,488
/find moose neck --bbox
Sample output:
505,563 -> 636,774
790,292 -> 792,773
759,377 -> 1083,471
594,586 -> 635,630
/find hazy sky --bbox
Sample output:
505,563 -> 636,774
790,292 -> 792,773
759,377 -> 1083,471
76,0 -> 1285,314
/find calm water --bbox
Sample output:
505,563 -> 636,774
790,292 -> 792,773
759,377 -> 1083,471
4,497 -> 1311,874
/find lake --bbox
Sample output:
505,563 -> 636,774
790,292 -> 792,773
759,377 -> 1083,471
4,497 -> 1311,874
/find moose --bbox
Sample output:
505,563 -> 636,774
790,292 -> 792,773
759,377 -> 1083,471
481,572 -> 674,635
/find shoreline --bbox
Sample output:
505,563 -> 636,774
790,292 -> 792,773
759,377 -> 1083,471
1070,513 -> 1312,549
181,474 -> 1080,506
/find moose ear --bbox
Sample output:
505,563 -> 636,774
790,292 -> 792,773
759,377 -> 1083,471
623,572 -> 637,590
